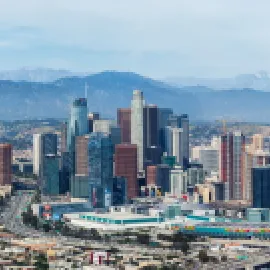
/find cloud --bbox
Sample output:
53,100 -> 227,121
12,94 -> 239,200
0,0 -> 270,77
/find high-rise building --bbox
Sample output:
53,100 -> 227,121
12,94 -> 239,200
60,122 -> 68,153
131,90 -> 144,172
146,164 -> 170,194
165,127 -> 184,166
187,162 -> 205,186
117,108 -> 131,143
42,155 -> 60,195
59,151 -> 72,194
146,166 -> 157,186
220,131 -> 245,200
143,105 -> 159,149
93,119 -> 121,147
112,177 -> 127,206
33,134 -> 41,176
192,146 -> 219,176
250,134 -> 264,151
33,133 -> 57,177
243,147 -> 270,201
167,114 -> 189,168
0,144 -> 12,186
252,166 -> 270,208
71,175 -> 89,198
170,166 -> 188,198
114,144 -> 138,199
145,146 -> 163,166
88,112 -> 100,133
93,119 -> 116,133
158,108 -> 173,153
88,133 -> 113,208
75,136 -> 89,175
67,98 -> 88,152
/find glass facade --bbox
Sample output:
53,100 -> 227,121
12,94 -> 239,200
88,132 -> 113,208
42,155 -> 60,195
252,166 -> 270,208
79,214 -> 162,224
67,98 -> 88,152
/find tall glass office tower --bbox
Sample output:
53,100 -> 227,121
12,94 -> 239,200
131,90 -> 144,173
67,98 -> 88,152
88,132 -> 113,208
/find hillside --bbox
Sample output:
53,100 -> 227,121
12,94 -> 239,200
0,71 -> 268,121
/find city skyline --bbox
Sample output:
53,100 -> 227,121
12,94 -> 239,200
0,0 -> 270,78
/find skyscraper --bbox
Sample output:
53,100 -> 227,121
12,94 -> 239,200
114,144 -> 138,199
170,166 -> 188,198
42,155 -> 60,195
33,134 -> 41,176
67,98 -> 88,152
117,108 -> 131,143
93,119 -> 121,147
88,133 -> 113,208
243,139 -> 270,201
34,133 -> 58,192
192,146 -> 219,176
158,108 -> 173,153
165,127 -> 184,167
252,166 -> 270,208
88,112 -> 100,133
70,135 -> 90,198
0,144 -> 12,186
75,136 -> 89,175
167,114 -> 189,168
143,105 -> 159,148
33,133 -> 57,177
220,131 -> 245,200
60,122 -> 68,153
131,90 -> 144,173
146,164 -> 170,194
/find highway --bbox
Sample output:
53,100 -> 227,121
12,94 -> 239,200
0,191 -> 178,256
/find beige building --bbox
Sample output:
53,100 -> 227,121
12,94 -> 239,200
243,134 -> 270,201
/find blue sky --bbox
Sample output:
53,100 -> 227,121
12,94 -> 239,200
0,0 -> 269,78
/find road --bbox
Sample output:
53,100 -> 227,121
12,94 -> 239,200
0,191 -> 187,257
0,190 -> 49,238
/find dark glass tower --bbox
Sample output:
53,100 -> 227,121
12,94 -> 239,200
252,166 -> 270,208
88,132 -> 113,208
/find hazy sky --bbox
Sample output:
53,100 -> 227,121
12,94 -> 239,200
0,0 -> 269,78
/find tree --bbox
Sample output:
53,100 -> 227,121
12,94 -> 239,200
198,249 -> 209,263
34,253 -> 49,270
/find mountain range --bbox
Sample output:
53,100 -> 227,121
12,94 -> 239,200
0,69 -> 269,122
0,68 -> 85,82
165,70 -> 270,91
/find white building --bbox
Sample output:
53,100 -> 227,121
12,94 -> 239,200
93,119 -> 117,133
195,146 -> 219,176
170,166 -> 188,197
33,134 -> 41,175
131,90 -> 144,172
165,127 -> 184,166
32,133 -> 58,177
